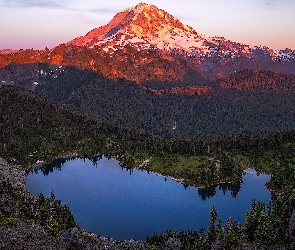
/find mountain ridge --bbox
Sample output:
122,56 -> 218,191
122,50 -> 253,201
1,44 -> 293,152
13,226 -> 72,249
0,2 -> 294,85
65,2 -> 295,77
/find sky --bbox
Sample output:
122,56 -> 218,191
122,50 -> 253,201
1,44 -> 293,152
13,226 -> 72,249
0,0 -> 294,51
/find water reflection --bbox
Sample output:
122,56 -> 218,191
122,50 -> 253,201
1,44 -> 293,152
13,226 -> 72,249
26,157 -> 272,240
197,183 -> 241,200
218,183 -> 241,198
31,156 -> 104,176
32,157 -> 252,200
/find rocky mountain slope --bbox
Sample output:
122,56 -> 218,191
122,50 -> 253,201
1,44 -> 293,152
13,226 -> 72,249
0,2 -> 294,140
0,2 -> 294,87
68,2 -> 295,77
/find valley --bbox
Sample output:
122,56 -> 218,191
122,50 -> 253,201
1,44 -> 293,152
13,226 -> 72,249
1,83 -> 295,249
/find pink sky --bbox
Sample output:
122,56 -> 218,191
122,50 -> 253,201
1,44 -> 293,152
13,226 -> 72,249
0,0 -> 294,51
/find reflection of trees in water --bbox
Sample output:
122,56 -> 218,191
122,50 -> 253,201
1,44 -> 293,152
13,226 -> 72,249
218,183 -> 241,198
198,186 -> 217,200
36,157 -> 75,176
33,155 -> 103,176
33,156 -> 242,199
198,182 -> 242,200
89,155 -> 103,167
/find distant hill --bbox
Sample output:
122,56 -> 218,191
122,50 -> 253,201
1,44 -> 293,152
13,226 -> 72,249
219,69 -> 295,91
67,76 -> 295,139
1,64 -> 295,140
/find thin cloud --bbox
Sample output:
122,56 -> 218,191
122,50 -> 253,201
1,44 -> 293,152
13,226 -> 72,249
0,0 -> 121,15
85,7 -> 120,14
258,0 -> 291,9
74,13 -> 102,26
0,0 -> 65,9
70,1 -> 123,14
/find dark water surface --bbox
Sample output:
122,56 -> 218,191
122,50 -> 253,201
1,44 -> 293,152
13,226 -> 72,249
26,157 -> 272,240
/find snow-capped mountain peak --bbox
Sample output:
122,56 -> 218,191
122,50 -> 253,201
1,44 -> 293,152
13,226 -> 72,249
123,2 -> 151,16
68,2 -> 207,51
0,2 -> 294,88
68,2 -> 266,60
66,2 -> 295,78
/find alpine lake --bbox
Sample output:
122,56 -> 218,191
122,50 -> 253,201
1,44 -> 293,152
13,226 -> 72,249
26,156 -> 273,240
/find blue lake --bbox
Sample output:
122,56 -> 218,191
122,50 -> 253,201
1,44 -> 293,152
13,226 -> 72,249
26,156 -> 272,240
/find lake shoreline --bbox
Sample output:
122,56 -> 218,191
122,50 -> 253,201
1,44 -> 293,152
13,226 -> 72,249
26,156 -> 272,240
0,157 -> 151,249
27,153 -> 276,196
0,155 -> 290,249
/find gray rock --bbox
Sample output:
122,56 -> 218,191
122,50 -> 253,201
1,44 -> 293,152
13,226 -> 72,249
164,237 -> 181,250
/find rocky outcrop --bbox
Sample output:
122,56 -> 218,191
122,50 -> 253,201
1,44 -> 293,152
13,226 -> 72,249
1,3 -> 294,89
0,223 -> 148,250
0,158 -> 151,249
0,158 -> 26,188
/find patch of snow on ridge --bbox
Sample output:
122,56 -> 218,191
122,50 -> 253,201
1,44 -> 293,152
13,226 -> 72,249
278,50 -> 294,60
127,36 -> 147,44
123,2 -> 150,15
183,25 -> 193,32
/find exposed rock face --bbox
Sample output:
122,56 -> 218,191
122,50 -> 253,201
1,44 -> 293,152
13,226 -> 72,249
0,158 -> 150,249
0,222 -> 148,250
164,237 -> 182,249
0,222 -> 65,250
0,3 -> 294,88
0,158 -> 26,188
0,49 -> 18,55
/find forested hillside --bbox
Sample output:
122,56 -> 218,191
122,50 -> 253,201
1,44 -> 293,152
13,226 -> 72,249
2,85 -> 295,248
68,77 -> 295,140
0,85 -> 160,167
0,85 -> 241,187
219,69 -> 295,90
2,84 -> 295,193
2,62 -> 295,140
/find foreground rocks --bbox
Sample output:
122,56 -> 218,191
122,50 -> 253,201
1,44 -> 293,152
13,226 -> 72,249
1,157 -> 294,249
0,158 -> 26,188
0,158 -> 151,249
0,222 -> 148,250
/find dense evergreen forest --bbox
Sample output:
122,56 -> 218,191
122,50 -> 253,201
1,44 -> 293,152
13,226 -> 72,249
219,69 -> 295,91
148,189 -> 295,249
68,77 -> 295,140
0,84 -> 161,167
2,84 -> 295,192
36,66 -> 295,140
2,68 -> 295,248
0,180 -> 76,237
2,63 -> 295,140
